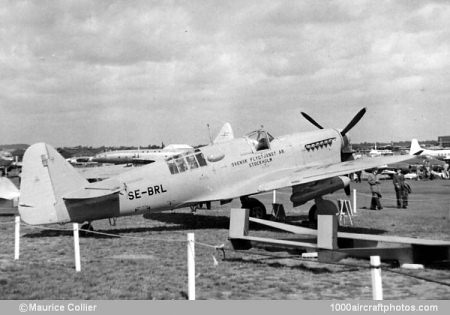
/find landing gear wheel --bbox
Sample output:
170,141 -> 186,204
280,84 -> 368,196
241,197 -> 267,219
250,205 -> 266,219
80,222 -> 94,236
308,204 -> 317,224
308,200 -> 340,227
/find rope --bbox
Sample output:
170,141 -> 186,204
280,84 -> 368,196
19,221 -> 223,246
385,267 -> 450,287
356,191 -> 450,203
223,247 -> 450,288
195,241 -> 224,249
77,228 -> 185,243
21,223 -> 72,232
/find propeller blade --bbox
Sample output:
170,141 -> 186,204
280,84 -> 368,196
340,107 -> 366,136
301,112 -> 324,129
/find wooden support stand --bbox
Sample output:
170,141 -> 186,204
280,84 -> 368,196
228,208 -> 450,265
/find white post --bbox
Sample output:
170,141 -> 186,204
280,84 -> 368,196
187,233 -> 195,300
73,223 -> 81,272
272,190 -> 277,204
370,256 -> 383,300
14,216 -> 20,260
352,189 -> 357,215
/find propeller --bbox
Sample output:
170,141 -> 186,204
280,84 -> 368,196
340,107 -> 366,136
301,107 -> 366,136
300,112 -> 324,130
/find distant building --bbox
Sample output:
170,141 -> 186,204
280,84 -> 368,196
438,136 -> 450,148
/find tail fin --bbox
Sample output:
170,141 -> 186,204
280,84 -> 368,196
409,139 -> 423,155
213,122 -> 234,144
18,143 -> 88,225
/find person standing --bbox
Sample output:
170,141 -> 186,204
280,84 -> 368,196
355,170 -> 362,183
393,169 -> 404,208
393,169 -> 409,209
368,169 -> 383,210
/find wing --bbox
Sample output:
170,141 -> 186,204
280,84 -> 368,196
188,154 -> 413,203
0,177 -> 20,200
257,155 -> 411,192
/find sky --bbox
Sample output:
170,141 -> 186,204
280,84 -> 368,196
1,0 -> 450,147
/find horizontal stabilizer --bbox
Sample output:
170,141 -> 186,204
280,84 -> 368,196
63,179 -> 122,200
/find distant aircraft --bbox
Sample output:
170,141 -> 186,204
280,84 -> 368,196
409,139 -> 450,162
91,144 -> 194,165
18,108 -> 411,230
77,123 -> 234,182
368,144 -> 393,157
66,156 -> 96,166
1,150 -> 18,176
91,123 -> 233,165
0,177 -> 20,215
0,177 -> 20,200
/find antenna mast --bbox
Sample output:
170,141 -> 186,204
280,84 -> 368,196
207,124 -> 213,144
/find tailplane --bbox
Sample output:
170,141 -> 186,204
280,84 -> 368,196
18,143 -> 88,225
409,139 -> 423,155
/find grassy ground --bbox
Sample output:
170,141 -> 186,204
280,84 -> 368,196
0,178 -> 449,300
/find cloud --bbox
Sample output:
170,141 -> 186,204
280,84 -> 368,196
1,0 -> 450,146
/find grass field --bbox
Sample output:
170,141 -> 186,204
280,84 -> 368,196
0,178 -> 449,300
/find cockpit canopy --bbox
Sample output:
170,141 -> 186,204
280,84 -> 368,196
245,130 -> 274,151
165,148 -> 207,175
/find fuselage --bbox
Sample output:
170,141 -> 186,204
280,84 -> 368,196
102,128 -> 345,217
369,149 -> 393,157
420,148 -> 450,161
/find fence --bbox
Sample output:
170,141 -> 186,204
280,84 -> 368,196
2,215 -> 391,300
3,212 -> 449,299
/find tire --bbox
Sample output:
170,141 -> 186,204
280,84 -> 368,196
308,204 -> 317,223
241,197 -> 267,219
250,206 -> 266,219
80,223 -> 94,236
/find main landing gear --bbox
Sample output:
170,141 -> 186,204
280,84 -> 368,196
240,196 -> 267,219
190,201 -> 212,214
308,197 -> 339,226
80,222 -> 94,236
